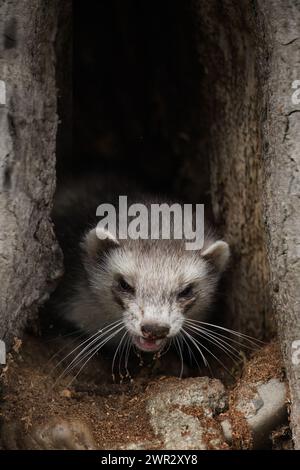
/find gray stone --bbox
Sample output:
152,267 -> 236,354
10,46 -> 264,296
145,377 -> 228,450
220,378 -> 287,449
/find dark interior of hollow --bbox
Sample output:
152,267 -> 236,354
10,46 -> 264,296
57,0 -> 212,210
52,0 -> 238,378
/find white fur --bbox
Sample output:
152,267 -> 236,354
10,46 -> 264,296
63,232 -> 230,349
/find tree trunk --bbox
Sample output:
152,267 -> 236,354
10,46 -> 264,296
193,0 -> 300,448
258,0 -> 300,450
193,0 -> 272,340
0,0 -> 63,345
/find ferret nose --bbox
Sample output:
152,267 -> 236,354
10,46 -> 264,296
141,323 -> 170,339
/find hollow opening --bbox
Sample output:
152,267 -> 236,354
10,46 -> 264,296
42,0 -> 275,380
53,0 -> 232,372
57,0 -> 272,333
1,0 -> 283,451
53,0 -> 273,378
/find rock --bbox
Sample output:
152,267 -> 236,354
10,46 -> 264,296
144,377 -> 228,450
31,419 -> 96,450
220,377 -> 287,448
1,418 -> 96,450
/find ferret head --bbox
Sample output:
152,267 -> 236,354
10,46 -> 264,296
81,228 -> 230,353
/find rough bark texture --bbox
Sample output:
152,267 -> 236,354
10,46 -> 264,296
193,0 -> 272,338
193,0 -> 300,449
258,0 -> 300,450
0,0 -> 63,345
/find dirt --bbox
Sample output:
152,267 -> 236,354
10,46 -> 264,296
0,333 -> 287,450
234,341 -> 284,384
218,341 -> 285,449
271,425 -> 294,450
0,335 -> 157,449
172,405 -> 229,450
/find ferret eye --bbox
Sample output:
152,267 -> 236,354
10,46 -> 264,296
177,284 -> 194,300
117,277 -> 135,294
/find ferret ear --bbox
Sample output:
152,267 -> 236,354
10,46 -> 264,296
81,227 -> 119,260
201,240 -> 230,273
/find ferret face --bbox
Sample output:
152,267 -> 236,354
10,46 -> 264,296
82,229 -> 230,354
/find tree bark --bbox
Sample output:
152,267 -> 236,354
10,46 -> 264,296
0,0 -> 63,345
258,0 -> 300,450
194,0 -> 300,448
193,0 -> 273,335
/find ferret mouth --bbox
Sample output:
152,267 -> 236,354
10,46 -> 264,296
133,336 -> 166,353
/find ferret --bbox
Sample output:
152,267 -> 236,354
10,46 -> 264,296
51,176 -> 230,356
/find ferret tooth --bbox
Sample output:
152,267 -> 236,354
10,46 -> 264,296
155,339 -> 162,346
140,337 -> 146,344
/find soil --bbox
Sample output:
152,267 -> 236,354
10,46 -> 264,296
218,342 -> 286,449
0,334 -> 157,449
0,332 -> 287,450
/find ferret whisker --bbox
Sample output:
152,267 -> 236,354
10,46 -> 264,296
53,319 -> 124,372
183,329 -> 234,377
54,324 -> 125,383
174,336 -> 184,379
65,325 -> 125,375
182,334 -> 216,377
178,333 -> 188,366
157,339 -> 172,358
179,332 -> 192,362
46,323 -> 106,367
124,336 -> 132,379
180,331 -> 209,376
185,319 -> 263,346
111,330 -> 127,381
184,322 -> 244,358
62,326 -> 126,385
118,333 -> 128,382
45,328 -> 89,343
187,323 -> 259,351
50,329 -> 104,376
184,324 -> 240,365
181,329 -> 209,369
46,330 -> 90,367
